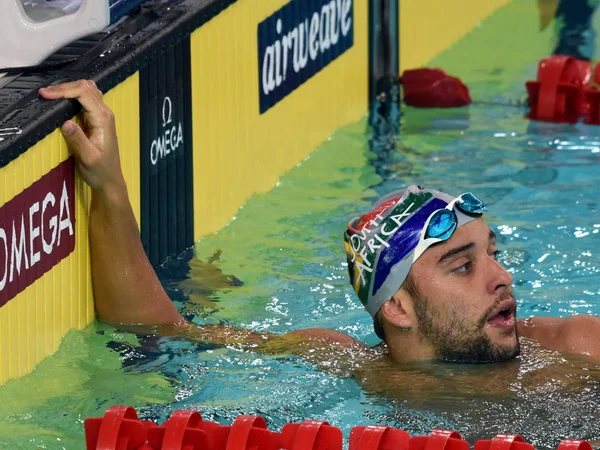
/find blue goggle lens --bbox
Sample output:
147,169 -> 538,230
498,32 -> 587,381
457,192 -> 487,215
425,209 -> 457,240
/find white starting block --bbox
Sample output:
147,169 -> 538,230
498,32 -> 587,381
0,0 -> 110,71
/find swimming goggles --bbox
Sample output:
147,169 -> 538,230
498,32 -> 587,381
412,192 -> 487,262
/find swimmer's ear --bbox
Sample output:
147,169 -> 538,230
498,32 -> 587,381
381,290 -> 414,331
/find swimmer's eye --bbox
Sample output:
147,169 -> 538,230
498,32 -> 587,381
492,250 -> 502,261
452,261 -> 472,274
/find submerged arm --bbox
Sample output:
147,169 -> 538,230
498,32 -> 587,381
140,321 -> 367,375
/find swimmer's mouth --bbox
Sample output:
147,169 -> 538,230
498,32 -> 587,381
486,299 -> 516,330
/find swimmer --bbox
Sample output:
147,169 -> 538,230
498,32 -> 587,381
344,184 -> 600,364
38,80 -> 600,371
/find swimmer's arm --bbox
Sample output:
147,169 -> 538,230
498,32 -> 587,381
517,315 -> 600,361
39,80 -> 182,326
39,80 -> 362,359
89,186 -> 183,325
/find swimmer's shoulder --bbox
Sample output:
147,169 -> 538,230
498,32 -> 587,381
517,317 -> 553,337
518,315 -> 600,361
517,316 -> 571,345
518,316 -> 590,339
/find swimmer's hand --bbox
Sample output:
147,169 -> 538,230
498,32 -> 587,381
39,80 -> 126,196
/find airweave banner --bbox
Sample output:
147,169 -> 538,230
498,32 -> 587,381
0,157 -> 75,307
258,0 -> 354,113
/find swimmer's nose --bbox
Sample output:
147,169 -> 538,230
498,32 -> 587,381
486,257 -> 513,295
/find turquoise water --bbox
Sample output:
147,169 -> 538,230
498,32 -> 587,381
2,96 -> 600,448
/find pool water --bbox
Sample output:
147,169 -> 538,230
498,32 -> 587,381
2,88 -> 600,448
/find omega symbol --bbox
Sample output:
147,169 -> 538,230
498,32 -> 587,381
162,96 -> 173,127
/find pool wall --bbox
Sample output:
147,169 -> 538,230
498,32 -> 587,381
399,0 -> 512,71
0,0 -> 523,385
0,0 -> 371,385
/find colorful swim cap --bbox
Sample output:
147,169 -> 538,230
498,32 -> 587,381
344,185 -> 483,318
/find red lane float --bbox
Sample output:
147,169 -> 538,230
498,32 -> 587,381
410,430 -> 469,450
524,55 -> 600,124
145,410 -> 217,450
525,56 -> 590,123
349,425 -> 410,450
556,440 -> 593,450
85,405 -> 156,450
474,434 -> 533,450
84,405 -> 594,450
227,415 -> 280,450
401,68 -> 472,108
583,63 -> 600,124
281,420 -> 342,449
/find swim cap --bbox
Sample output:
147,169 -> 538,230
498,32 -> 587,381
344,185 -> 482,318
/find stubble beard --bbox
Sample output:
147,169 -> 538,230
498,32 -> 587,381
413,290 -> 521,364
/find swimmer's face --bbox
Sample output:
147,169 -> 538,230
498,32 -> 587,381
406,218 -> 519,363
